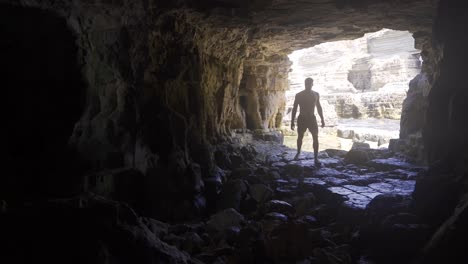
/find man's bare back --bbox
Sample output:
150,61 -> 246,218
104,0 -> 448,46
295,90 -> 320,117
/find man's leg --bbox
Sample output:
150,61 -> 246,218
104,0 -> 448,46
295,129 -> 305,160
311,128 -> 320,165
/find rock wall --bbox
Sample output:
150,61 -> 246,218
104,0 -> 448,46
235,56 -> 290,130
3,0 -> 438,220
288,29 -> 421,94
286,29 -> 422,121
411,1 -> 468,262
322,91 -> 407,119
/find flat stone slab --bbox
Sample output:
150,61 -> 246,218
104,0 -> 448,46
368,158 -> 422,171
328,186 -> 355,196
250,142 -> 419,212
343,185 -> 375,193
361,192 -> 382,199
315,168 -> 344,178
322,177 -> 349,186
303,178 -> 327,186
346,193 -> 372,209
368,182 -> 395,193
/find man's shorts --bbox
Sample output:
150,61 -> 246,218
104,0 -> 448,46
297,114 -> 318,135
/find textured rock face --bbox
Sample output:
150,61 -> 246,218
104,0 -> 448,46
286,29 -> 421,121
3,0 -> 438,219
288,29 -> 421,94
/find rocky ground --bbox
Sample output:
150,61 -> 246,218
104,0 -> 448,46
1,138 -> 433,264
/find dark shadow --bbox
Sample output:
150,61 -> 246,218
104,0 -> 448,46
1,5 -> 85,202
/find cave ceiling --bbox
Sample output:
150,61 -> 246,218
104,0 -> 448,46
197,0 -> 437,59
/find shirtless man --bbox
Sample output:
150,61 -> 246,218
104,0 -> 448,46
290,77 -> 325,165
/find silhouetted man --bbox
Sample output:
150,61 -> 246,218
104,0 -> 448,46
291,77 -> 325,165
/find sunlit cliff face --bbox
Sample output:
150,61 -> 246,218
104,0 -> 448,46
283,29 -> 422,151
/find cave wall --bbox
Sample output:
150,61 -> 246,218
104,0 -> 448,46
3,0 -> 439,220
412,1 -> 468,262
2,0 -> 289,219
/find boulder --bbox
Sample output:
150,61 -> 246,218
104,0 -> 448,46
207,208 -> 245,232
344,149 -> 370,165
324,149 -> 348,158
263,220 -> 323,262
181,232 -> 205,254
337,129 -> 355,139
249,184 -> 273,203
142,217 -> 169,238
215,149 -> 232,169
217,179 -> 248,211
351,142 -> 370,150
262,200 -> 296,216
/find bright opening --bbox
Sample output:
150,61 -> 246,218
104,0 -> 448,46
282,29 -> 422,151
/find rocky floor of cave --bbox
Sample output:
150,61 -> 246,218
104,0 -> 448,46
74,138 -> 425,264
2,138 -> 429,264
136,139 -> 428,263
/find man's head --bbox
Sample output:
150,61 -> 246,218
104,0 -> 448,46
305,77 -> 314,90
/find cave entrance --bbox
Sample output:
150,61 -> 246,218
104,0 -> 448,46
283,29 -> 422,152
1,6 -> 85,201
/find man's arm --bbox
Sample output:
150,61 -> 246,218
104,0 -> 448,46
316,93 -> 325,127
291,95 -> 298,130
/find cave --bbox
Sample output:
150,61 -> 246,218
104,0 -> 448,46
1,1 -> 467,264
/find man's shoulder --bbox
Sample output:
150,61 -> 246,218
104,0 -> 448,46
313,91 -> 320,96
296,90 -> 306,96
